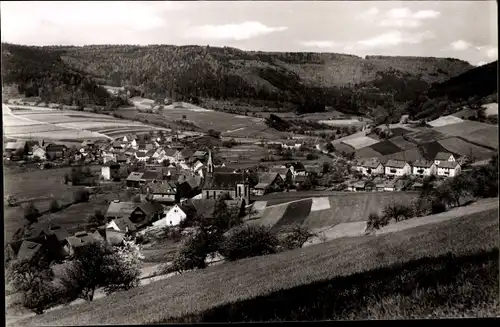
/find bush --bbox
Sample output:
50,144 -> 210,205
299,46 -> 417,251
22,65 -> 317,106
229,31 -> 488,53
168,232 -> 210,273
24,202 -> 40,224
365,212 -> 390,232
86,210 -> 106,227
219,225 -> 279,261
73,189 -> 90,203
280,224 -> 316,250
49,199 -> 61,213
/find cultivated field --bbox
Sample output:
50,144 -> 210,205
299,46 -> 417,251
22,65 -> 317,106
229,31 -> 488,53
341,136 -> 379,149
437,137 -> 496,160
18,204 -> 498,325
433,120 -> 498,149
3,105 -> 169,141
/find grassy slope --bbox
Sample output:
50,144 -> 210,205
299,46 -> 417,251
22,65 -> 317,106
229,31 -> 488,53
18,206 -> 498,326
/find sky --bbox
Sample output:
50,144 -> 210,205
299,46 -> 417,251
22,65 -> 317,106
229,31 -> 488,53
1,1 -> 497,66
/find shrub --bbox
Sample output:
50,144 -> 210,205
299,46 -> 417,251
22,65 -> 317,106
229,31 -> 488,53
86,210 -> 106,227
73,189 -> 90,203
24,202 -> 40,224
219,225 -> 279,261
280,224 -> 316,250
168,232 -> 210,273
49,199 -> 61,213
365,212 -> 390,232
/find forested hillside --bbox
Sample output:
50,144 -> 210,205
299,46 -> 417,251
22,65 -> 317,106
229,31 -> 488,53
49,44 -> 473,114
2,43 -> 480,116
408,61 -> 498,120
1,43 -> 124,108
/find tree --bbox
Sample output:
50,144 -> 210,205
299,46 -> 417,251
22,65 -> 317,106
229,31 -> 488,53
24,202 -> 40,224
365,212 -> 390,232
86,210 -> 106,227
60,242 -> 141,302
23,141 -> 29,156
167,232 -> 210,273
6,257 -> 60,314
207,129 -> 221,139
219,225 -> 279,261
326,142 -> 335,153
322,162 -> 331,174
49,199 -> 61,213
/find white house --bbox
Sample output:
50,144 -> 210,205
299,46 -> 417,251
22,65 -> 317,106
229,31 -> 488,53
384,160 -> 411,177
152,204 -> 187,227
281,140 -> 302,150
135,151 -> 150,162
434,152 -> 455,166
352,158 -> 384,176
437,161 -> 461,177
101,166 -> 111,180
30,145 -> 46,160
412,160 -> 437,177
102,153 -> 116,164
152,148 -> 166,161
192,160 -> 204,172
160,148 -> 179,164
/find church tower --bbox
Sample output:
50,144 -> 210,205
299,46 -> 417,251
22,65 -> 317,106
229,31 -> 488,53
207,149 -> 214,175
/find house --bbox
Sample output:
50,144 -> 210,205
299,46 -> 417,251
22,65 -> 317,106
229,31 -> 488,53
102,152 -> 117,164
270,167 -> 294,185
126,172 -> 145,188
135,151 -> 150,162
304,165 -> 322,177
116,153 -> 127,163
146,181 -> 177,204
412,160 -> 437,177
129,202 -> 164,227
122,134 -> 136,143
30,145 -> 47,160
252,172 -> 284,196
4,141 -> 24,155
105,200 -> 138,220
16,241 -> 44,261
101,162 -> 120,181
153,202 -> 191,227
436,161 -> 461,177
202,172 -> 250,203
160,148 -> 179,163
384,160 -> 411,177
112,141 -> 124,151
434,152 -> 456,166
45,144 -> 66,159
152,148 -> 166,160
106,217 -> 138,245
294,174 -> 307,187
352,158 -> 384,176
81,140 -> 95,148
281,140 -> 302,150
142,170 -> 162,183
177,175 -> 204,200
176,148 -> 194,163
193,150 -> 208,161
65,231 -> 103,256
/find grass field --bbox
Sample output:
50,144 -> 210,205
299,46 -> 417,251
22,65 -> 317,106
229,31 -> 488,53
389,136 -> 418,150
270,199 -> 312,232
18,206 -> 498,325
341,136 -> 379,149
434,121 -> 498,149
405,129 -> 447,144
381,147 -> 424,162
438,137 -> 496,160
369,140 -> 402,155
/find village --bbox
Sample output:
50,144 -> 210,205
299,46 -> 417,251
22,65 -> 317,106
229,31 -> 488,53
3,126 -> 467,265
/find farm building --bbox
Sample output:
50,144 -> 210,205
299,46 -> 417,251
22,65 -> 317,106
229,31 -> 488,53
436,161 -> 461,177
45,144 -> 67,159
434,152 -> 456,166
126,172 -> 145,188
105,200 -> 139,219
30,145 -> 47,160
252,172 -> 284,196
106,217 -> 138,244
159,148 -> 180,163
102,153 -> 116,164
16,241 -> 44,261
352,158 -> 384,176
176,148 -> 194,163
112,141 -> 124,150
202,172 -> 250,203
4,141 -> 24,154
177,175 -> 203,201
412,160 -> 437,177
384,160 -> 411,177
135,151 -> 150,162
193,150 -> 208,161
65,231 -> 104,256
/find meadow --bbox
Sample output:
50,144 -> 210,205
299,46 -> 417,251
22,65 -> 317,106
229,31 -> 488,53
18,206 -> 499,325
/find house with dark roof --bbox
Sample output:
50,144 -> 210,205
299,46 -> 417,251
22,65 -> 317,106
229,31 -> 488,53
126,172 -> 145,188
142,170 -> 162,183
193,150 -> 208,161
116,153 -> 127,163
252,172 -> 284,196
105,200 -> 138,219
412,160 -> 437,177
135,150 -> 150,162
352,158 -> 384,176
434,152 -> 456,166
436,161 -> 461,177
112,141 -> 124,150
177,175 -> 203,201
202,172 -> 250,203
146,181 -> 176,203
106,217 -> 138,245
269,167 -> 294,185
45,144 -> 67,159
65,231 -> 104,256
384,160 -> 411,177
176,148 -> 194,163
16,241 -> 44,262
129,202 -> 164,227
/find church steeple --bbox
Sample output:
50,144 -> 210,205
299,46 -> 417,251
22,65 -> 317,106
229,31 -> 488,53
207,149 -> 214,175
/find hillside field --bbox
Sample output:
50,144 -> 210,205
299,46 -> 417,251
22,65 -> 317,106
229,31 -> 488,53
18,204 -> 498,325
3,105 -> 169,141
246,192 -> 419,232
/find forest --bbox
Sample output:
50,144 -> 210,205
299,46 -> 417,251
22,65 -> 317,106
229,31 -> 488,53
2,43 -> 496,119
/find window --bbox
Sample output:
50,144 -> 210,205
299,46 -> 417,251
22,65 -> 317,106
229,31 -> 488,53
238,186 -> 241,197
213,191 -> 216,198
206,191 -> 209,198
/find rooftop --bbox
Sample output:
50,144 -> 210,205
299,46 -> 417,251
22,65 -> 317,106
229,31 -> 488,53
385,159 -> 408,168
435,152 -> 453,161
438,161 -> 460,169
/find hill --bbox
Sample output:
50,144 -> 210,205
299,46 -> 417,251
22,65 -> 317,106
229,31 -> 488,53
35,44 -> 474,114
408,61 -> 498,120
17,203 -> 498,325
1,43 -> 124,108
